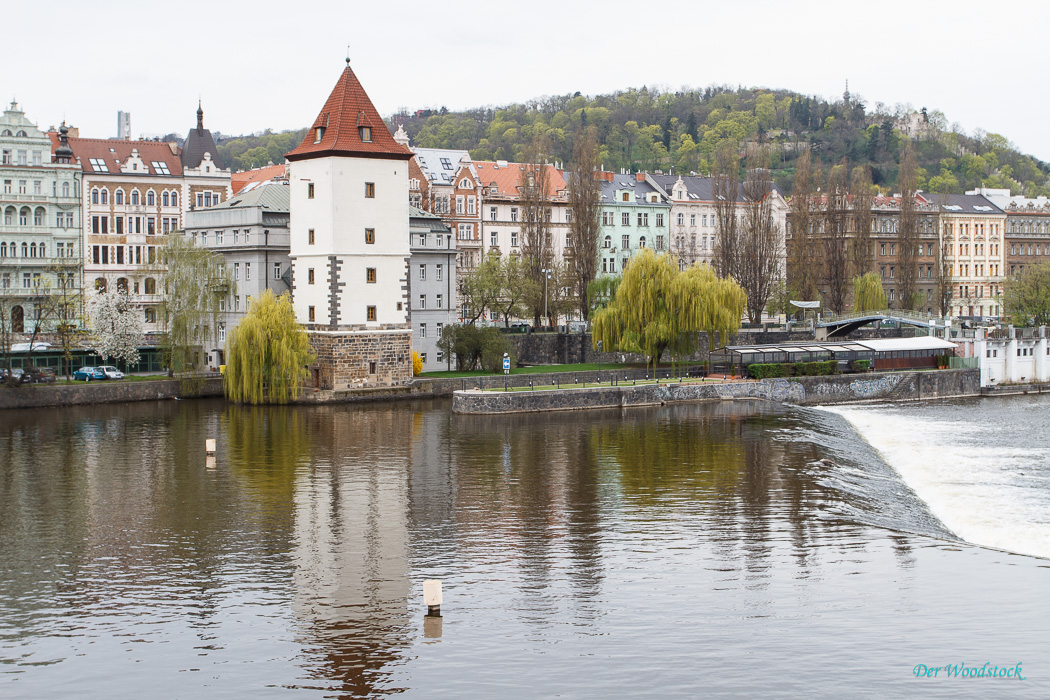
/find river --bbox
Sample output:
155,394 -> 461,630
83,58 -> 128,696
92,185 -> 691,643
1,396 -> 1047,697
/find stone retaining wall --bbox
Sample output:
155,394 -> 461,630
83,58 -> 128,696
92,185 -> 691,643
451,369 -> 981,414
0,378 -> 224,410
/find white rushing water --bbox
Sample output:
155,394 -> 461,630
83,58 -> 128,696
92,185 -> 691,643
821,398 -> 1050,560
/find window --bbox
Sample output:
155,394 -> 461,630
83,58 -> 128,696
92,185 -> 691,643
656,214 -> 664,228
365,182 -> 375,198
308,183 -> 315,199
511,231 -> 519,247
245,263 -> 250,281
144,278 -> 157,294
638,213 -> 649,227
621,212 -> 630,226
130,190 -> 140,205
308,229 -> 315,245
314,127 -> 324,143
18,180 -> 26,194
34,181 -> 42,195
365,228 -> 375,244
419,323 -> 426,338
436,264 -> 443,281
418,233 -> 427,247
171,192 -> 177,207
604,235 -> 611,249
115,189 -> 124,205
152,162 -> 170,175
101,189 -> 108,204
490,206 -> 498,221
359,126 -> 372,142
366,268 -> 376,283
89,158 -> 109,172
3,180 -> 11,194
419,264 -> 426,281
436,294 -> 443,309
639,236 -> 647,248
622,235 -> 630,249
419,294 -> 426,309
510,207 -> 518,222
216,231 -> 223,245
273,262 -> 281,280
369,361 -> 377,374
308,306 -> 316,322
307,267 -> 314,284
162,191 -> 170,207
366,305 -> 376,321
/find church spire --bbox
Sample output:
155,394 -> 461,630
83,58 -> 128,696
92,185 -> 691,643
196,100 -> 204,133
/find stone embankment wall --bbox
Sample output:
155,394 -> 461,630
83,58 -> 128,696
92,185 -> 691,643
0,378 -> 224,410
451,369 -> 981,414
510,328 -> 914,366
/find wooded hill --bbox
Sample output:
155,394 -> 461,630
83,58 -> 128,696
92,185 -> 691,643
215,85 -> 1049,198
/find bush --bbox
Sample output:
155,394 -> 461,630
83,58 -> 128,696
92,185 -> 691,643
850,359 -> 871,372
748,362 -> 790,379
748,360 -> 838,379
412,351 -> 423,376
437,324 -> 516,372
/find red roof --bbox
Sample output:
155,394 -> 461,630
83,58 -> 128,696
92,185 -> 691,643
49,133 -> 184,176
285,62 -> 413,162
473,161 -> 567,199
232,163 -> 288,194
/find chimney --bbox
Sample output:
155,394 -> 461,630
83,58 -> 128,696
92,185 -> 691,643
636,173 -> 645,182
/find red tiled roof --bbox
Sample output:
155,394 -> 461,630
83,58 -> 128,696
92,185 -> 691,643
49,134 -> 184,176
285,62 -> 413,162
232,163 -> 288,194
473,161 -> 567,199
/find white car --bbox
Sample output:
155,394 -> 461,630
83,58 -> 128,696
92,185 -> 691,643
98,365 -> 125,380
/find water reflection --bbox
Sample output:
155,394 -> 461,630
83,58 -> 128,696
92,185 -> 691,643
2,398 -> 1045,697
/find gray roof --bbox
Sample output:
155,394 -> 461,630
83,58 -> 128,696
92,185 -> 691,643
215,182 -> 289,212
413,147 -> 470,184
599,175 -> 669,206
182,105 -> 223,169
648,174 -> 781,203
924,193 -> 1003,215
409,205 -> 451,233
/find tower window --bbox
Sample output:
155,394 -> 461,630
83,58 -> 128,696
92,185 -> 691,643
365,182 -> 375,198
308,228 -> 315,244
366,268 -> 376,283
366,305 -> 377,322
365,228 -> 375,244
314,127 -> 324,143
308,183 -> 315,199
359,126 -> 372,143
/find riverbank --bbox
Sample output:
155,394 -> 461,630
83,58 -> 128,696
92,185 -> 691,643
452,369 -> 981,414
0,377 -> 224,409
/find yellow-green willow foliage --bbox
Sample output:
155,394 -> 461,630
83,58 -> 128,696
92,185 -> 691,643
224,290 -> 315,404
852,272 -> 887,313
591,249 -> 747,366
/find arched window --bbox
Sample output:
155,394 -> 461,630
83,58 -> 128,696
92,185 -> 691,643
145,308 -> 157,323
91,188 -> 99,204
0,243 -> 5,257
170,192 -> 178,207
22,242 -> 28,257
162,191 -> 170,207
604,235 -> 611,249
100,189 -> 108,204
19,207 -> 29,226
130,190 -> 140,205
0,129 -> 10,136
94,278 -> 107,292
116,277 -> 129,292
115,189 -> 124,205
30,243 -> 37,258
34,207 -> 45,226
62,182 -> 70,197
11,306 -> 24,333
4,207 -> 13,225
144,277 -> 157,295
639,236 -> 647,248
38,243 -> 45,258
15,130 -> 27,137
146,190 -> 155,206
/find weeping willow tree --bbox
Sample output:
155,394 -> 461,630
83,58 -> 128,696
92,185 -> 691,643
591,248 -> 747,368
224,290 -> 314,404
853,271 -> 887,313
155,234 -> 235,392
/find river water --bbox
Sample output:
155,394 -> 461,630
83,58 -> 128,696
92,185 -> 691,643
1,396 -> 1047,698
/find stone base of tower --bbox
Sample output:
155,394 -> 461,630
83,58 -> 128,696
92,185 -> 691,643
308,327 -> 413,390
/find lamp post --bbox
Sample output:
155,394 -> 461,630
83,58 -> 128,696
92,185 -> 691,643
446,233 -> 452,371
597,339 -> 602,382
541,267 -> 551,328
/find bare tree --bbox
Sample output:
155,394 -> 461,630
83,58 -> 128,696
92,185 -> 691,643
821,160 -> 851,313
519,137 -> 554,326
42,257 -> 86,380
737,147 -> 781,323
896,142 -> 920,310
787,149 -> 819,303
849,165 -> 874,277
934,191 -> 955,317
567,127 -> 602,322
712,142 -> 740,279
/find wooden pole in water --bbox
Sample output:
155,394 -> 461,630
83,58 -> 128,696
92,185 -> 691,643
423,579 -> 442,617
205,439 -> 216,454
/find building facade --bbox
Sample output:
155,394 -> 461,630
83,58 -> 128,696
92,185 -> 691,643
934,193 -> 1006,319
285,60 -> 415,388
967,188 -> 1050,277
1,102 -> 82,334
408,207 -> 456,372
183,181 -> 291,366
597,172 -> 670,275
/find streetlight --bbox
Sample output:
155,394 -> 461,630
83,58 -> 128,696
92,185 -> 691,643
597,339 -> 602,382
541,268 -> 552,329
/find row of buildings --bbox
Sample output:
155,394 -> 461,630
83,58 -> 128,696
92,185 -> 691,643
4,61 -> 1050,383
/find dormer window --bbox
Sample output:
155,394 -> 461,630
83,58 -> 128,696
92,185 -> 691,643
314,127 -> 325,143
359,126 -> 372,143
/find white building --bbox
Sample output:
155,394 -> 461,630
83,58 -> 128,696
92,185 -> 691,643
285,59 -> 415,388
408,207 -> 456,372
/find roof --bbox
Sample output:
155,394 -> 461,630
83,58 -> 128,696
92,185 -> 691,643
409,205 -> 452,233
473,160 -> 566,198
54,135 -> 184,176
232,163 -> 288,194
854,336 -> 957,353
414,147 -> 471,185
182,105 -> 222,169
648,174 -> 780,204
599,174 -> 669,206
211,181 -> 289,212
285,61 -> 413,162
926,193 -> 1004,215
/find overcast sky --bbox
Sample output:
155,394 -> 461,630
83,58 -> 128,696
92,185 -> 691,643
8,1 -> 1049,162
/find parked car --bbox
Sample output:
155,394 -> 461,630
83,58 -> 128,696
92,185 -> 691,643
20,367 -> 56,384
73,367 -> 106,381
98,365 -> 125,380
